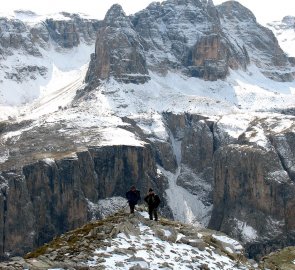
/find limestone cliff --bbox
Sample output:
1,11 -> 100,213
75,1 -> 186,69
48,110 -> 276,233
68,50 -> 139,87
209,117 -> 295,259
0,145 -> 158,259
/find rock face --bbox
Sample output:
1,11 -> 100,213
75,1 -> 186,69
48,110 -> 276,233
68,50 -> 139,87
0,17 -> 42,57
132,0 -> 249,80
0,12 -> 100,99
0,145 -> 157,259
0,12 -> 99,56
187,34 -> 239,80
45,13 -> 100,48
85,4 -> 150,86
209,117 -> 295,259
155,113 -> 215,224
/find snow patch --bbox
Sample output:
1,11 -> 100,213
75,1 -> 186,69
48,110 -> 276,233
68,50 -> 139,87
0,176 -> 9,190
236,220 -> 258,242
267,21 -> 295,57
212,234 -> 244,254
164,166 -> 212,226
244,125 -> 271,150
0,149 -> 9,164
99,127 -> 146,147
267,170 -> 289,183
217,114 -> 253,139
0,42 -> 94,108
42,158 -> 55,166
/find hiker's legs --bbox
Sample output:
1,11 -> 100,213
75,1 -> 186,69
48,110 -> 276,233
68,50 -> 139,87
129,203 -> 135,214
148,206 -> 153,220
153,208 -> 158,221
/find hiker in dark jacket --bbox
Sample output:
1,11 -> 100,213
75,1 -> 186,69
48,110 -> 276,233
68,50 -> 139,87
126,185 -> 141,214
144,188 -> 161,221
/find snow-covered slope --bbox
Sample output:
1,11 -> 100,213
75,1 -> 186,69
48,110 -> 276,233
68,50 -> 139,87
0,44 -> 94,106
0,10 -> 98,106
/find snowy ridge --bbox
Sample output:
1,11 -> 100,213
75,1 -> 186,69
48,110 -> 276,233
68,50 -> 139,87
0,10 -> 94,25
2,208 -> 256,270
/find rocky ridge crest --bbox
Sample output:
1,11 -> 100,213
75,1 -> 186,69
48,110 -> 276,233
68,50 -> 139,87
0,208 -> 255,270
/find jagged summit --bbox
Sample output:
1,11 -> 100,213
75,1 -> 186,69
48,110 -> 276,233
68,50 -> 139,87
103,4 -> 129,27
85,3 -> 150,86
83,0 -> 295,87
0,208 -> 255,269
217,1 -> 257,23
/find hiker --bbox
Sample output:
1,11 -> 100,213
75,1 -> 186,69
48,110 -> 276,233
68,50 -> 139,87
126,185 -> 141,214
144,188 -> 161,221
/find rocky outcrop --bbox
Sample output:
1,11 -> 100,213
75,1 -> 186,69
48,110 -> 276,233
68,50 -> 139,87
187,33 -> 249,80
85,0 -> 294,84
259,246 -> 295,269
0,17 -> 42,57
45,13 -> 101,48
0,13 -> 100,57
85,4 -> 150,86
0,145 -> 158,259
131,0 -> 249,80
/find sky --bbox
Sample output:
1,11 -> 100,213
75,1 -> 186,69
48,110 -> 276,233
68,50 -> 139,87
1,0 -> 294,25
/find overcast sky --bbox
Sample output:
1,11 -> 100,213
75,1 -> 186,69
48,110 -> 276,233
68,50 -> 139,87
1,0 -> 294,25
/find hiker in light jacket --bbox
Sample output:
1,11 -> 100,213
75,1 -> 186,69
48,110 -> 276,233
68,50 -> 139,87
144,188 -> 161,221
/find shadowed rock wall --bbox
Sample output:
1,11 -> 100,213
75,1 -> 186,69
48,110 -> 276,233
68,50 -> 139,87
0,145 -> 157,259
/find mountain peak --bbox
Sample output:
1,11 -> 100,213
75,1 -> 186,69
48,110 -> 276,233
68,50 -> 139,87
104,4 -> 128,26
217,0 -> 257,23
